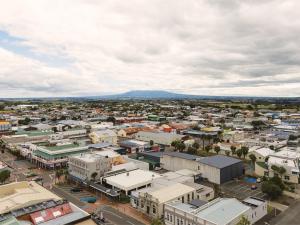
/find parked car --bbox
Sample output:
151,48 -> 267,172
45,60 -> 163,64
70,187 -> 83,192
256,178 -> 261,183
251,184 -> 257,190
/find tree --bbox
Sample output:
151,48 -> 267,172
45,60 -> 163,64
91,172 -> 98,181
241,146 -> 249,158
107,116 -> 116,125
187,146 -> 197,155
230,146 -> 236,155
150,140 -> 154,146
151,218 -> 163,225
236,149 -> 242,158
177,142 -> 186,152
270,145 -> 274,150
55,169 -> 64,184
262,181 -> 283,200
205,145 -> 212,154
278,167 -> 286,179
249,154 -> 257,170
225,151 -> 230,156
0,170 -> 10,184
192,142 -> 200,150
214,146 -> 221,154
237,216 -> 251,225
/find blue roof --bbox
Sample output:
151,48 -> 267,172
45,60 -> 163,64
199,155 -> 242,169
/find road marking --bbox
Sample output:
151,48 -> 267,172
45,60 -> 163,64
127,220 -> 136,225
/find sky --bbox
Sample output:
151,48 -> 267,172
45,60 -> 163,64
0,0 -> 300,98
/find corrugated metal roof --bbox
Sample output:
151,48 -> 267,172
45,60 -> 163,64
163,152 -> 199,161
199,155 -> 242,169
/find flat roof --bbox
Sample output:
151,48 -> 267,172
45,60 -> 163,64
195,198 -> 250,225
198,155 -> 242,169
163,152 -> 200,161
150,183 -> 194,204
105,169 -> 161,191
0,182 -> 60,214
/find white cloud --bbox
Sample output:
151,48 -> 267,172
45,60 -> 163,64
0,0 -> 299,97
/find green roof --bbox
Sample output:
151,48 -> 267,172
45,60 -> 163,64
0,217 -> 21,225
44,143 -> 80,151
15,130 -> 54,137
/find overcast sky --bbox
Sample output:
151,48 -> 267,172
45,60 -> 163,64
0,0 -> 300,97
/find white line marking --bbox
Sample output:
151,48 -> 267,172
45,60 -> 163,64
127,221 -> 136,225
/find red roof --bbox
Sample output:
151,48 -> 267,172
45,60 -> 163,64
30,203 -> 73,224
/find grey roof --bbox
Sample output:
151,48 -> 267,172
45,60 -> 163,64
139,151 -> 164,158
89,142 -> 111,149
198,155 -> 242,169
190,199 -> 207,208
163,152 -> 199,161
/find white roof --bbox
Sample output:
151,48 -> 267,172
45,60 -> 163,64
105,169 -> 161,191
268,156 -> 298,169
273,150 -> 300,159
254,148 -> 275,157
94,150 -> 120,158
195,198 -> 250,225
150,183 -> 194,204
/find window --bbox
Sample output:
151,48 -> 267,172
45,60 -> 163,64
182,196 -> 184,203
284,176 -> 290,180
170,216 -> 173,222
192,192 -> 194,200
153,206 -> 156,214
206,193 -> 210,197
292,171 -> 298,175
177,219 -> 180,225
187,194 -> 190,202
167,214 -> 169,221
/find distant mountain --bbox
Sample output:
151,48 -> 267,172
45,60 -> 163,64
99,90 -> 198,99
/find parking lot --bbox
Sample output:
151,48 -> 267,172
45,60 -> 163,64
221,180 -> 266,200
57,184 -> 97,200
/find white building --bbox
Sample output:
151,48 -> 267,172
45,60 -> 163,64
164,197 -> 267,225
68,153 -> 111,182
103,169 -> 161,195
89,129 -> 117,145
135,131 -> 184,146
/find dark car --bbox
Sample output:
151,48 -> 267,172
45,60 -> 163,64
70,187 -> 83,192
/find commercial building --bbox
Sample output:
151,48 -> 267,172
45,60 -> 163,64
0,182 -> 93,225
131,170 -> 214,219
103,169 -> 162,195
89,129 -> 117,145
68,153 -> 111,182
197,155 -> 243,184
135,131 -> 185,146
164,197 -> 267,225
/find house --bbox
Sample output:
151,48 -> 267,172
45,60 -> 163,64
249,147 -> 275,162
164,197 -> 267,225
89,129 -> 117,145
119,139 -> 150,153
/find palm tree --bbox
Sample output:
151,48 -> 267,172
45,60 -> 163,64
230,145 -> 236,155
214,146 -> 221,154
249,154 -> 257,171
278,166 -> 286,179
236,149 -> 242,158
241,146 -> 249,158
205,145 -> 212,154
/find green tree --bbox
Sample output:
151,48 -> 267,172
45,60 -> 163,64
225,151 -> 230,156
150,140 -> 154,146
192,142 -> 200,149
262,181 -> 283,200
0,170 -> 10,184
151,218 -> 163,225
205,145 -> 212,154
91,172 -> 98,181
241,146 -> 249,158
237,216 -> 251,225
236,149 -> 242,158
249,154 -> 257,170
230,146 -> 236,155
214,146 -> 221,154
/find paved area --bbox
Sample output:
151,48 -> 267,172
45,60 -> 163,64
96,205 -> 146,225
221,180 -> 266,200
270,199 -> 300,225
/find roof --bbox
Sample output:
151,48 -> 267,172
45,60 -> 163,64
198,155 -> 242,169
163,152 -> 200,161
195,198 -> 250,225
150,183 -> 194,204
105,169 -> 161,191
0,182 -> 60,214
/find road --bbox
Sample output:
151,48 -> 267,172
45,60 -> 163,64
97,206 -> 146,225
270,199 -> 300,225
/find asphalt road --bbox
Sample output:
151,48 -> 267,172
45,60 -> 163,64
97,206 -> 146,225
270,199 -> 300,225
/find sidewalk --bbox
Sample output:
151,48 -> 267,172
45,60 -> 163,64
269,201 -> 289,212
